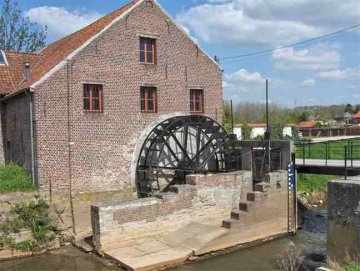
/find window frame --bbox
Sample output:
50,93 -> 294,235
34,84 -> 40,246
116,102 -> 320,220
190,89 -> 204,113
140,87 -> 157,113
83,84 -> 103,113
140,37 -> 156,64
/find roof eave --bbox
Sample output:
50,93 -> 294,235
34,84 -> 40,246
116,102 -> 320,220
1,87 -> 31,102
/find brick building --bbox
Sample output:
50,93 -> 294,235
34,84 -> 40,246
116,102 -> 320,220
0,0 -> 223,195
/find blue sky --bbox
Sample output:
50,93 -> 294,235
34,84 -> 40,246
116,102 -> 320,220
8,0 -> 360,107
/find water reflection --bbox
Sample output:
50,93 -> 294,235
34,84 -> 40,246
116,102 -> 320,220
0,246 -> 118,271
172,209 -> 327,271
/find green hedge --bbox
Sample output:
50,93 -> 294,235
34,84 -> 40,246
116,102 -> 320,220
0,164 -> 35,193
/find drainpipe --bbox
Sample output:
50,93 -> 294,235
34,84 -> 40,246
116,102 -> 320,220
24,63 -> 36,185
27,90 -> 36,185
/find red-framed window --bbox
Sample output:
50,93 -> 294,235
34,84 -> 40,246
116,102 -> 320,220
83,84 -> 103,112
140,37 -> 156,64
190,89 -> 204,113
140,87 -> 157,113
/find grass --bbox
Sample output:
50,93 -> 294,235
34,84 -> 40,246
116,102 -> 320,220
295,139 -> 360,160
0,164 -> 36,194
345,264 -> 360,271
297,173 -> 337,193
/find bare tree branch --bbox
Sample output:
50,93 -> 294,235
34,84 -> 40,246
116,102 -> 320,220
0,0 -> 47,52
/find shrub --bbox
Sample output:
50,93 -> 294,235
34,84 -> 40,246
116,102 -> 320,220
277,243 -> 304,271
0,164 -> 35,193
0,196 -> 71,252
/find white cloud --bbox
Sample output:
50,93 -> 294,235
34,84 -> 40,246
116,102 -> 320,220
301,79 -> 316,87
223,68 -> 297,99
225,68 -> 264,84
177,0 -> 360,46
223,69 -> 265,99
26,6 -> 102,40
319,66 -> 360,80
177,3 -> 320,46
272,43 -> 341,71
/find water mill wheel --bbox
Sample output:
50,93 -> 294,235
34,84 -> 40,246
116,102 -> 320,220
136,115 -> 240,197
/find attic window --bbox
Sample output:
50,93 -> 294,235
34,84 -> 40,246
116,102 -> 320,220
0,51 -> 7,65
140,37 -> 156,64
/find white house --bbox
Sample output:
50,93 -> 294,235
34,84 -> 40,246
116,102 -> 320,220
234,123 -> 293,140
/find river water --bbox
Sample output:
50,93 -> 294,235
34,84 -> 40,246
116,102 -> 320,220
0,209 -> 327,271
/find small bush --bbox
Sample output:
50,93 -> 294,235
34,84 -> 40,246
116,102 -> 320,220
277,243 -> 304,271
0,196 -> 72,252
0,164 -> 35,193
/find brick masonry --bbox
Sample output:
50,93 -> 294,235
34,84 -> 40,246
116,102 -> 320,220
1,0 -> 223,195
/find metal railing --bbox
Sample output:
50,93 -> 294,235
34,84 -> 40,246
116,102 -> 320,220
295,139 -> 360,179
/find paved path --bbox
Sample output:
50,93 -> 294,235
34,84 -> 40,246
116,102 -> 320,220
296,158 -> 360,168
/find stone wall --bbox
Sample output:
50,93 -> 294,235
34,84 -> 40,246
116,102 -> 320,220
91,170 -> 252,250
327,178 -> 360,263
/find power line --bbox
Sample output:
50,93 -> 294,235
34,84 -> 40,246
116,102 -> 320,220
220,22 -> 360,61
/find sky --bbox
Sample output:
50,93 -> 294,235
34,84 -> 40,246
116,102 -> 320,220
7,0 -> 360,107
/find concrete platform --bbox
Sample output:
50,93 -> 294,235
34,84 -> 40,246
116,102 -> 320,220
103,222 -> 228,271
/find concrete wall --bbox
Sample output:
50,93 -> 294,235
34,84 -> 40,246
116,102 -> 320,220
327,179 -> 360,264
91,170 -> 252,250
30,0 -> 222,195
91,169 -> 291,252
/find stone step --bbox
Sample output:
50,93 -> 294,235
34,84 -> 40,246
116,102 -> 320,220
247,191 -> 265,202
239,202 -> 252,212
222,219 -> 237,229
169,184 -> 196,194
254,182 -> 271,192
230,210 -> 247,220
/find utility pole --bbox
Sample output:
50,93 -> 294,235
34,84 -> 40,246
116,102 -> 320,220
264,79 -> 271,173
230,100 -> 234,134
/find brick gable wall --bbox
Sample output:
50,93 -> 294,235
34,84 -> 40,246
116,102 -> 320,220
30,0 -> 223,194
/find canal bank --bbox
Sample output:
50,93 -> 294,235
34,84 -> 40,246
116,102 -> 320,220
0,208 -> 326,271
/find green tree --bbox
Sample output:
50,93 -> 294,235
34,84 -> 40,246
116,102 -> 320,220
0,0 -> 47,52
269,123 -> 284,140
299,109 -> 315,121
242,123 -> 252,140
344,103 -> 354,114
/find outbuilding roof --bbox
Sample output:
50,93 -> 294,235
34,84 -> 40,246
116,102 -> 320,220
353,112 -> 360,119
298,120 -> 317,128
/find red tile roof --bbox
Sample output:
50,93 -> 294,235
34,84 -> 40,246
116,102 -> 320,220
353,112 -> 360,119
298,120 -> 317,128
0,51 -> 42,94
0,0 -> 136,95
